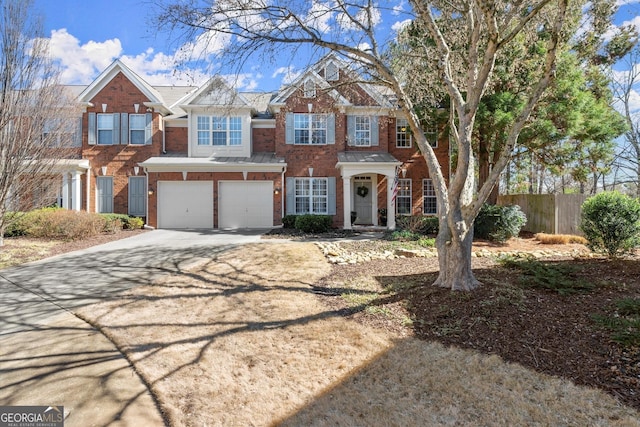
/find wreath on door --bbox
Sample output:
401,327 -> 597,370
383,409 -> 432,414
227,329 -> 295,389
356,185 -> 369,198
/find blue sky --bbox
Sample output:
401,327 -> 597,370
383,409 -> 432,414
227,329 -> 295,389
33,0 -> 640,98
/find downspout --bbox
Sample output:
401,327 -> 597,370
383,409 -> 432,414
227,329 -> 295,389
281,166 -> 287,224
144,168 -> 153,229
161,116 -> 167,154
85,169 -> 91,212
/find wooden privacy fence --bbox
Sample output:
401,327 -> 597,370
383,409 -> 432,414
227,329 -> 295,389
497,194 -> 588,236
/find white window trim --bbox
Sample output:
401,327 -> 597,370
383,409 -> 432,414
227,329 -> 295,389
129,114 -> 146,145
422,178 -> 437,215
97,113 -> 114,145
325,62 -> 339,81
294,113 -> 328,145
196,116 -> 242,146
396,179 -> 412,215
426,120 -> 438,148
303,79 -> 316,98
294,177 -> 329,214
396,118 -> 412,148
354,116 -> 371,147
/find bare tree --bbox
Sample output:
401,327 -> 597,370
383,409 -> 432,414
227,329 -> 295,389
0,0 -> 80,245
611,46 -> 640,198
155,0 -> 572,291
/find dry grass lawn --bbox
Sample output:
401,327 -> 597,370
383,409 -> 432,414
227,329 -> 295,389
76,242 -> 639,427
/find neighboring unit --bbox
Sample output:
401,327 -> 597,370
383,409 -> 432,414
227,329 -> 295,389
33,55 -> 449,229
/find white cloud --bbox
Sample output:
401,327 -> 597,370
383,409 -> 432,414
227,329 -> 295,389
48,29 -> 122,84
392,19 -> 412,33
305,0 -> 334,33
617,0 -> 640,6
44,28 -> 227,87
272,66 -> 301,85
392,1 -> 407,15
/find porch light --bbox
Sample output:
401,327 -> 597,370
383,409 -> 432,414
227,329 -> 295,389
274,187 -> 281,195
148,187 -> 154,196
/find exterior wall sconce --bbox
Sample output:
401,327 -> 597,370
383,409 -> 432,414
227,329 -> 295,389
148,187 -> 154,196
133,166 -> 139,175
274,187 -> 281,195
101,166 -> 108,176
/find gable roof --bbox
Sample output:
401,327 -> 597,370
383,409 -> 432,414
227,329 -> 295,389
270,69 -> 351,107
78,59 -> 164,105
179,76 -> 253,110
271,54 -> 393,109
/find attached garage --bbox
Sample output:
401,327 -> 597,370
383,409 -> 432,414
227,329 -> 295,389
158,181 -> 214,228
218,181 -> 273,228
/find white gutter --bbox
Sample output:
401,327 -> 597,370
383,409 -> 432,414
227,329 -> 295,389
144,168 -> 152,228
162,116 -> 166,154
281,166 -> 287,221
85,169 -> 91,212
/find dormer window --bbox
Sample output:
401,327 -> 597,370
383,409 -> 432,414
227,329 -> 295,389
325,61 -> 339,81
303,79 -> 316,98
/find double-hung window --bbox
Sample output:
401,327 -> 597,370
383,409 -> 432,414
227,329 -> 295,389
396,118 -> 412,148
354,116 -> 371,146
426,120 -> 438,148
129,114 -> 146,145
97,114 -> 114,145
294,114 -> 327,145
294,178 -> 328,214
197,116 -> 242,146
423,179 -> 437,215
396,179 -> 412,215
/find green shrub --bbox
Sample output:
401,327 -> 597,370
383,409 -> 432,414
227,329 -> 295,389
396,215 -> 439,235
99,213 -> 144,230
387,229 -> 420,241
592,298 -> 640,347
498,255 -> 597,295
13,208 -> 107,240
580,191 -> 640,258
282,215 -> 297,229
3,211 -> 29,237
475,204 -> 526,243
294,215 -> 333,233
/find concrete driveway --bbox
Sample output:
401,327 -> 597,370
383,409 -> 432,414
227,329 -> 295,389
0,229 -> 270,426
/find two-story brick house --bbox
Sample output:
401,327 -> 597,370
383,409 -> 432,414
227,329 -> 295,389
54,55 -> 448,229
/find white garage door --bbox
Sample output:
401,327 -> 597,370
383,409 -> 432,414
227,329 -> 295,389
158,181 -> 214,228
219,181 -> 273,228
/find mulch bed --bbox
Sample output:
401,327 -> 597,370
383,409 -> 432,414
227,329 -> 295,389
314,250 -> 640,411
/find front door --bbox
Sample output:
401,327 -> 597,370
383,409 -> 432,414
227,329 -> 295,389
353,179 -> 373,224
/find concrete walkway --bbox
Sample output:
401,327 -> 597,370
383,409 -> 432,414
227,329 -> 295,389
0,229 -> 268,426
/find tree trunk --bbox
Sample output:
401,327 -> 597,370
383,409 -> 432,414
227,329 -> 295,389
433,208 -> 480,291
